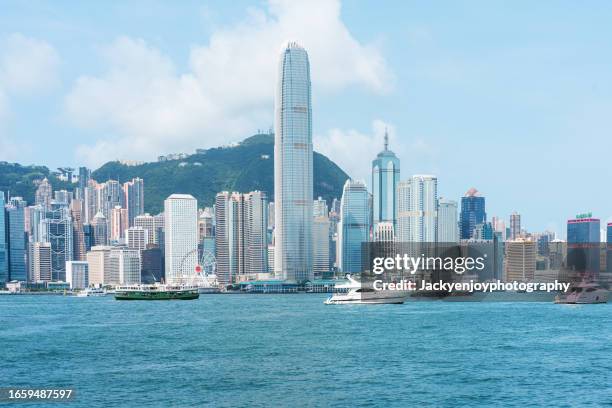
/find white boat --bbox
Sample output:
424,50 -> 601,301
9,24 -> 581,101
555,281 -> 608,304
76,287 -> 107,297
324,275 -> 409,305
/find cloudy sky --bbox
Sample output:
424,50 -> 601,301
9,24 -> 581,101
1,0 -> 611,235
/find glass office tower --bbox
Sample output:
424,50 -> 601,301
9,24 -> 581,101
338,180 -> 370,273
274,42 -> 313,282
372,130 -> 400,230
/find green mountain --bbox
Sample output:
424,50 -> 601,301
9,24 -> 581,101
0,163 -> 74,204
0,134 -> 349,214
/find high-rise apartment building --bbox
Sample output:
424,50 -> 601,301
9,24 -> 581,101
28,242 -> 52,282
0,192 -> 8,284
35,178 -> 52,209
313,215 -> 331,278
123,178 -> 144,227
274,42 -> 313,282
397,175 -> 438,242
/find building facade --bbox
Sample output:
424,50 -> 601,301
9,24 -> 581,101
371,129 -> 400,230
338,180 -> 370,273
164,194 -> 198,284
274,42 -> 313,282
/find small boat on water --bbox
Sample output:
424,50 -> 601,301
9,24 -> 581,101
114,283 -> 199,300
324,275 -> 409,305
76,287 -> 107,297
555,281 -> 608,304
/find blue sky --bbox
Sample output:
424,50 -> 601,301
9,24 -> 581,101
0,0 -> 611,235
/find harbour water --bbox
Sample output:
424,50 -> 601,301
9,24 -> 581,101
1,295 -> 611,407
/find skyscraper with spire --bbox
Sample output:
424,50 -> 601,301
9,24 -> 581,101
372,128 -> 400,231
274,42 -> 313,282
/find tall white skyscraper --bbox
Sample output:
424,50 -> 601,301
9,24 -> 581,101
397,175 -> 438,242
437,198 -> 459,243
274,42 -> 313,282
164,194 -> 198,284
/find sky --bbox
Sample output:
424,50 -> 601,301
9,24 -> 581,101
0,0 -> 611,236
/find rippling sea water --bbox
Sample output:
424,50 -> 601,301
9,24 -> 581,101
1,294 -> 611,407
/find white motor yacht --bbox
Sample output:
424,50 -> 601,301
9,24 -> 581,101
76,287 -> 107,297
555,281 -> 608,304
324,275 -> 409,305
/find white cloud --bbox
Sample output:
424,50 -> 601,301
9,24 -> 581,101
0,33 -> 59,162
65,0 -> 392,167
0,33 -> 60,95
314,120 -> 437,185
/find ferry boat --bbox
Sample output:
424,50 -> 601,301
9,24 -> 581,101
76,287 -> 107,297
114,283 -> 200,300
554,281 -> 608,304
324,275 -> 409,305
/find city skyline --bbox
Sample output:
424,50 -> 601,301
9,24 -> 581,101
1,0 -> 612,233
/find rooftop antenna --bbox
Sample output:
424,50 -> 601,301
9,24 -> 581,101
384,127 -> 389,151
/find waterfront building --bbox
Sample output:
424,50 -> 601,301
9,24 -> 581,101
40,202 -> 73,282
505,238 -> 536,282
397,175 -> 438,242
437,198 -> 458,243
6,197 -> 27,282
274,41 -> 313,282
313,215 -> 331,279
123,178 -> 144,227
0,192 -> 8,284
215,191 -> 269,285
109,248 -> 141,284
243,191 -> 268,276
215,192 -> 242,286
141,245 -> 164,283
86,246 -> 112,286
66,261 -> 89,289
338,180 -> 370,273
567,214 -> 600,276
164,194 -> 198,284
372,129 -> 400,230
28,242 -> 52,282
460,188 -> 486,239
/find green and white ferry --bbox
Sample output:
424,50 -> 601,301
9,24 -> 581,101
114,283 -> 199,300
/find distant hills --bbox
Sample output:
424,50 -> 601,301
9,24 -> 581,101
0,134 -> 350,214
